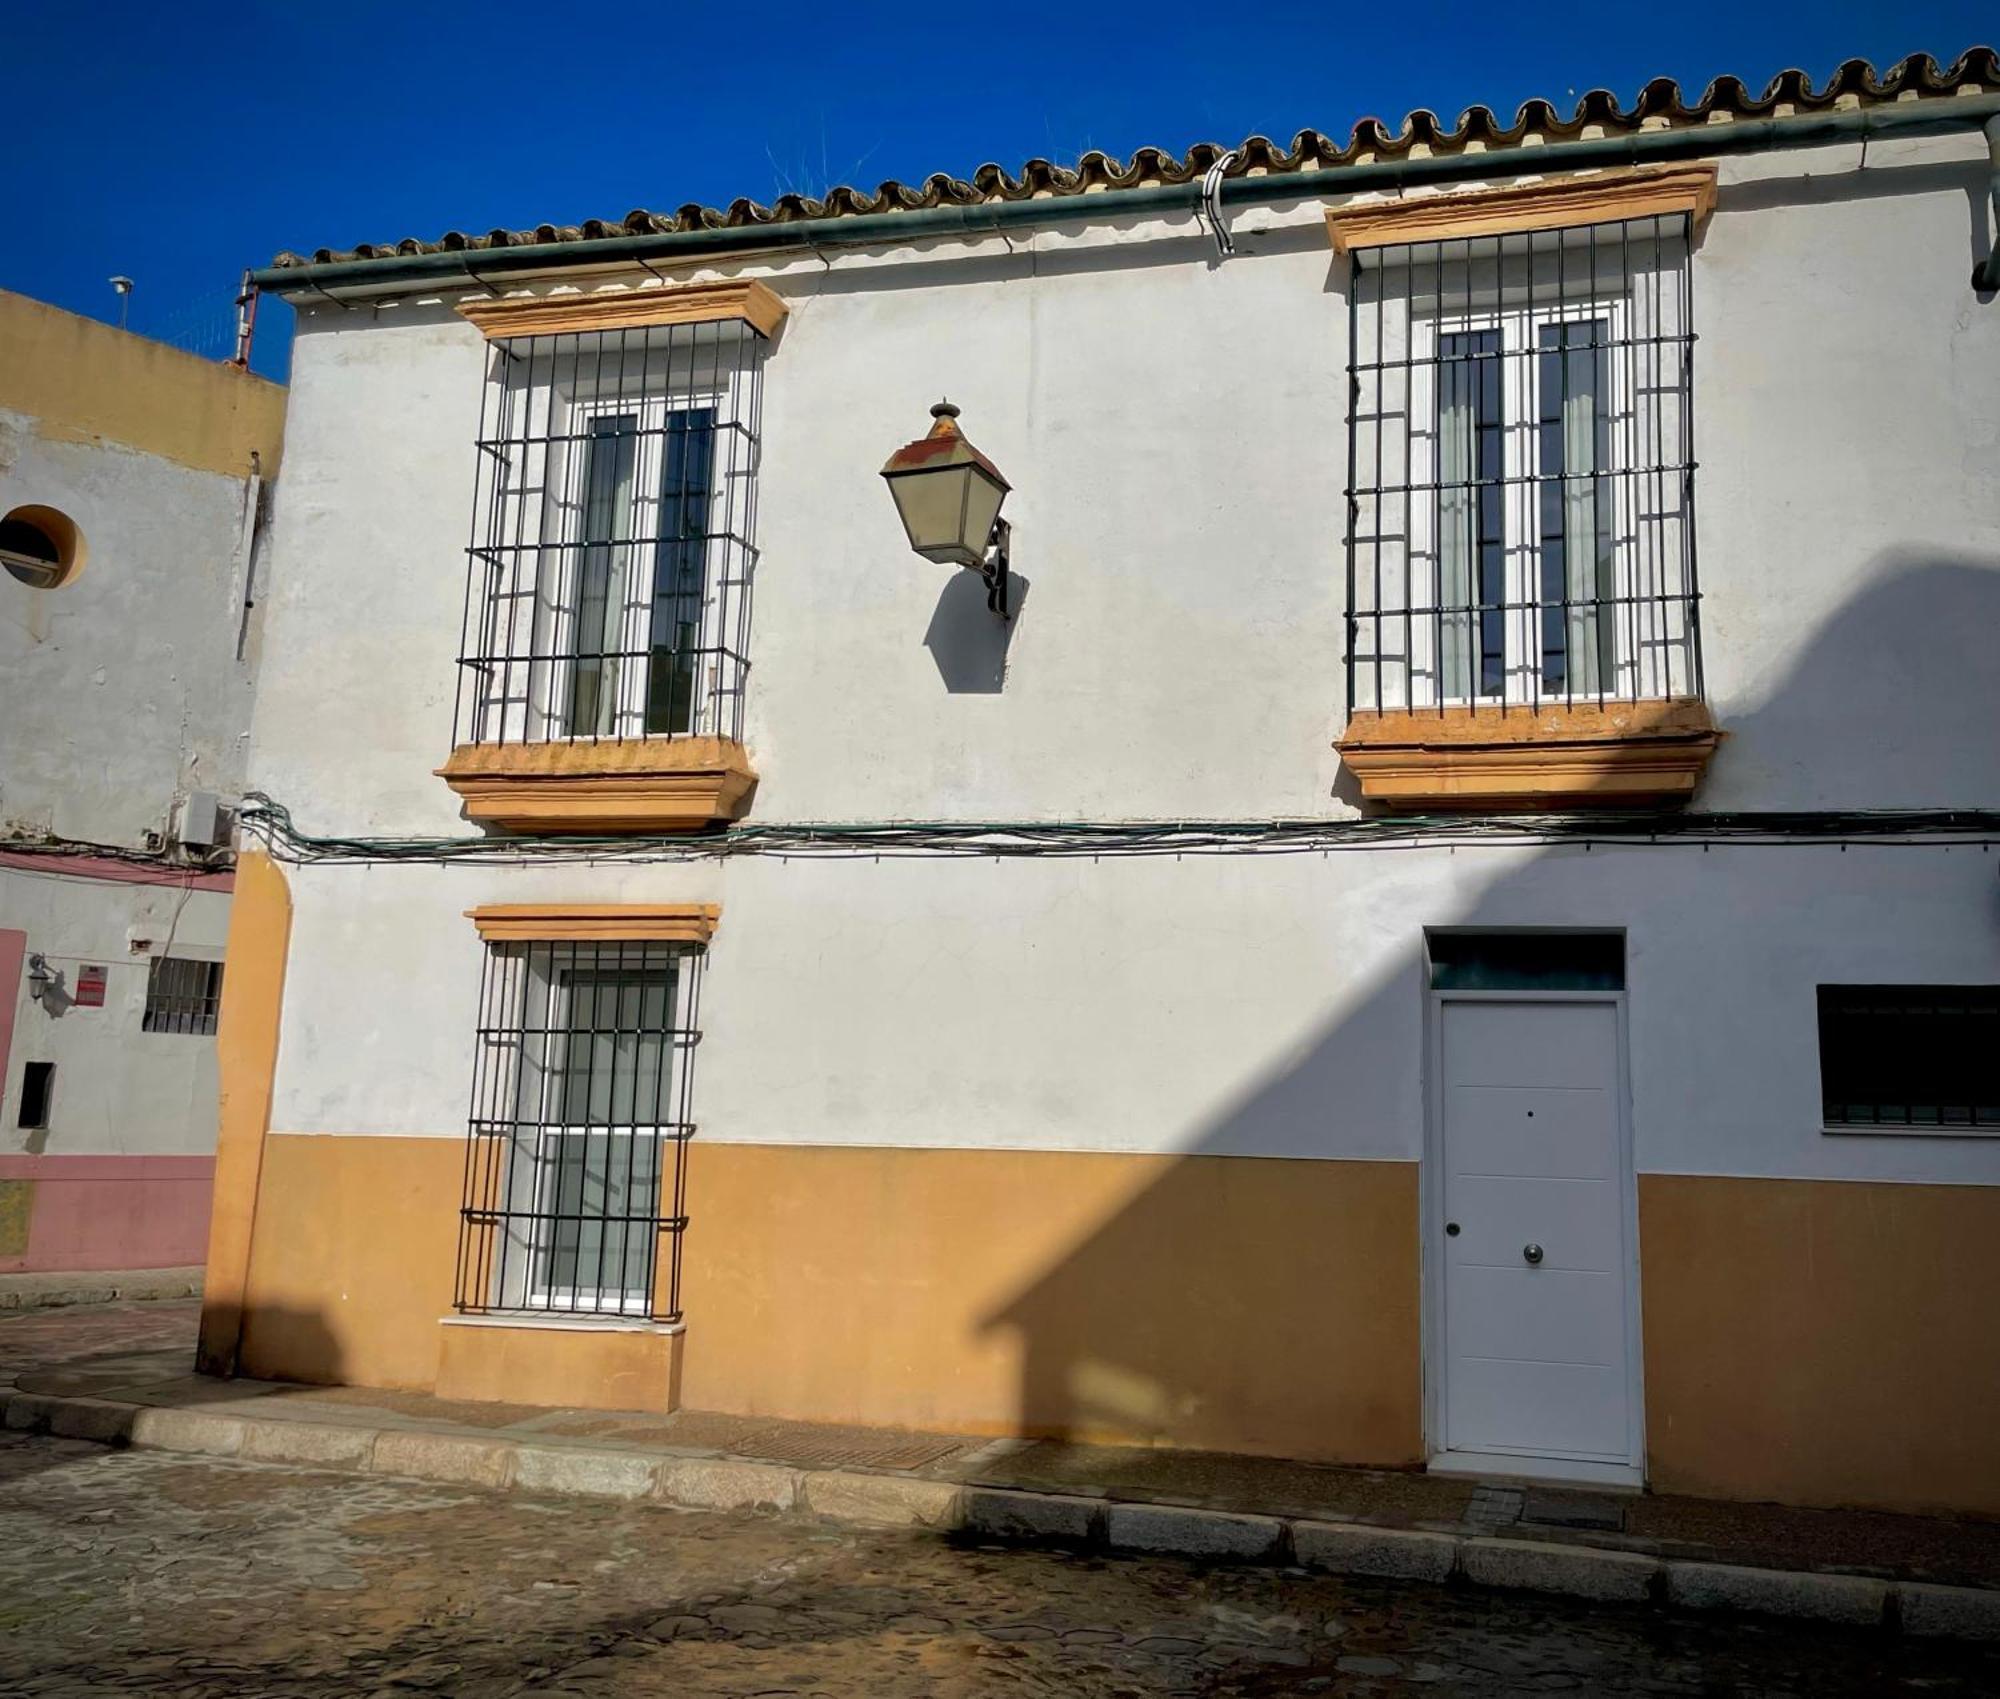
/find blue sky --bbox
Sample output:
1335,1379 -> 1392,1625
3,2 -> 1990,380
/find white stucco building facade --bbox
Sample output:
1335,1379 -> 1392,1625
211,53 -> 2000,1516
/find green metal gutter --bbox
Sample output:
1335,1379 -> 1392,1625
254,94 -> 2000,295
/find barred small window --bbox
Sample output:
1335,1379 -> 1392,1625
141,957 -> 225,1036
1346,215 -> 1701,714
455,320 -> 766,750
456,940 -> 703,1321
1818,986 -> 2000,1132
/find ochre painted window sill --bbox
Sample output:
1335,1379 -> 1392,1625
435,1312 -> 684,1413
437,738 -> 757,834
1335,699 -> 1719,809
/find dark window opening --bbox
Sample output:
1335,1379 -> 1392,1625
1429,930 -> 1626,992
1817,985 -> 1999,1130
142,957 -> 225,1036
18,1062 -> 53,1130
1,515 -> 62,590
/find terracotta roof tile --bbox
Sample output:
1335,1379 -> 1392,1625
272,49 -> 1998,269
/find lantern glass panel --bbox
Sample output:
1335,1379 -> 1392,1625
959,467 -> 1007,566
887,466 -> 977,563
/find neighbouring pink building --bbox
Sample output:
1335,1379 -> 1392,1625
0,289 -> 285,1272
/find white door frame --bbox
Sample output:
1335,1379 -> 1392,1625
1421,986 -> 1647,1487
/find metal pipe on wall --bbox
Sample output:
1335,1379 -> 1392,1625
1974,114 -> 2000,290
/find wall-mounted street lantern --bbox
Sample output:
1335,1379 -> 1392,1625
880,401 -> 1013,617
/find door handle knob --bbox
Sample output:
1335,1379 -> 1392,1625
1523,1243 -> 1544,1265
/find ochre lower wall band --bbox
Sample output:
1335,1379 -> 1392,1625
239,1132 -> 464,1390
238,1133 -> 1422,1462
676,1142 -> 1423,1464
231,1132 -> 2000,1514
1639,1172 -> 2000,1517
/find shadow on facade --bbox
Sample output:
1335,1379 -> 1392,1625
977,552 -> 2000,1473
196,1303 -> 345,1396
925,568 -> 1030,693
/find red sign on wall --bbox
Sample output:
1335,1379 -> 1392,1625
74,965 -> 107,1008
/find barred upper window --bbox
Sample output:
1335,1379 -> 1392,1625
1345,215 -> 1700,715
454,321 -> 766,749
456,939 -> 704,1321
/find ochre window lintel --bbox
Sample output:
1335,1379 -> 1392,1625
457,278 -> 787,342
1324,162 -> 1719,255
465,903 -> 721,944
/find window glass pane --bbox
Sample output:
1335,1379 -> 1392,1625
1817,986 -> 2000,1129
647,408 -> 716,734
566,414 -> 639,735
536,1129 -> 660,1307
1437,329 -> 1504,700
1429,931 -> 1625,991
1536,319 -> 1616,696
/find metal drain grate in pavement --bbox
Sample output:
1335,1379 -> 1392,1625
1465,1485 -> 1524,1526
1521,1490 -> 1627,1532
728,1425 -> 970,1471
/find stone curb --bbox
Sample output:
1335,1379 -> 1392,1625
0,1270 -> 203,1312
7,1385 -> 1998,1642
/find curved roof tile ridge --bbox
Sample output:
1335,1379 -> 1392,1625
279,47 -> 1998,268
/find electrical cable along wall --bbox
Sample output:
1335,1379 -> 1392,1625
231,793 -> 2000,864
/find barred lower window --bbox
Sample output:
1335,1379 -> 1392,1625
455,321 -> 765,748
141,957 -> 225,1036
1818,986 -> 1999,1132
456,940 -> 703,1320
1346,215 -> 1700,713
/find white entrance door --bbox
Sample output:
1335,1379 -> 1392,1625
1435,996 -> 1637,1472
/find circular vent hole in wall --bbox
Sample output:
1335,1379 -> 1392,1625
1,505 -> 86,589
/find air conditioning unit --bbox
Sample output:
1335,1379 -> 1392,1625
176,791 -> 234,849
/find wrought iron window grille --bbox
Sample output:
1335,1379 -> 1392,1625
141,956 -> 225,1036
455,939 -> 704,1323
1344,214 -> 1703,716
1817,985 -> 2000,1131
454,320 -> 766,749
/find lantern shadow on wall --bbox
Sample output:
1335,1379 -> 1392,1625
923,564 -> 1031,694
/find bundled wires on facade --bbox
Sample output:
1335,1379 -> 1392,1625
234,793 -> 2000,867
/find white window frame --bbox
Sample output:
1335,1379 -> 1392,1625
1410,294 -> 1636,708
495,952 -> 682,1317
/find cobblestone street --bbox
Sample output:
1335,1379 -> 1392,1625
2,1427 -> 1997,1698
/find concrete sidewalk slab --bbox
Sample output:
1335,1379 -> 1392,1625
4,1378 -> 1997,1641
5,1299 -> 1999,1643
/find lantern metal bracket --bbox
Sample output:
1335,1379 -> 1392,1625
979,518 -> 1012,618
